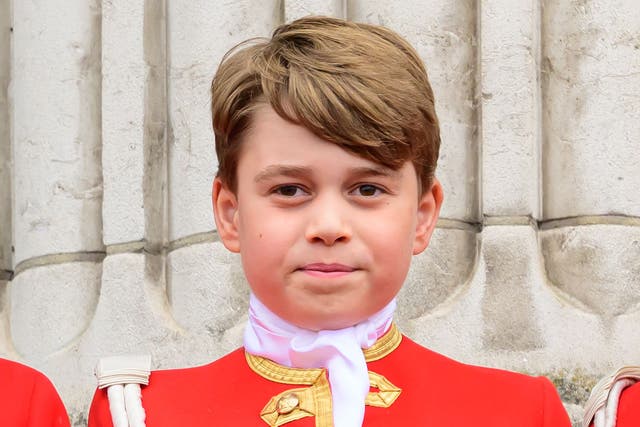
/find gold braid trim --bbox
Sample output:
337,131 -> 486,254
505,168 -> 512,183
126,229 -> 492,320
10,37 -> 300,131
365,371 -> 402,408
364,323 -> 402,362
246,352 -> 325,385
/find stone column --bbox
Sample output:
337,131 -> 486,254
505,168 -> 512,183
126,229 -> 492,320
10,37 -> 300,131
477,0 -> 547,354
0,0 -> 12,357
80,0 -> 176,357
541,0 -> 640,337
480,0 -> 541,219
10,0 -> 103,360
542,0 -> 640,220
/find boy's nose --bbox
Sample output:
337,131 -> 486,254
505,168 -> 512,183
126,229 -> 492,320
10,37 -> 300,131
304,200 -> 352,246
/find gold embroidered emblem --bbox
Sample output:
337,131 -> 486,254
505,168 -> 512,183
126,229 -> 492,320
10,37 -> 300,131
277,393 -> 300,414
258,378 -> 332,427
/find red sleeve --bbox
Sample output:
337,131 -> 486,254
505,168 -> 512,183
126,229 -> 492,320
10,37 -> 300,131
616,382 -> 640,427
26,372 -> 71,427
540,376 -> 572,427
88,387 -> 114,427
0,358 -> 70,427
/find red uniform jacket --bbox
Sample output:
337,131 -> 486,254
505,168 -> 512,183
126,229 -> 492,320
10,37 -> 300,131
1,358 -> 70,427
89,326 -> 570,426
611,382 -> 640,427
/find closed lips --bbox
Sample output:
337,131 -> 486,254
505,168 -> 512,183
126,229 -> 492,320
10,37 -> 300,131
300,263 -> 356,272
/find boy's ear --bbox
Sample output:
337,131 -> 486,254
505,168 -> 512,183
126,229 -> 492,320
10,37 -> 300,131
212,177 -> 240,253
413,178 -> 444,255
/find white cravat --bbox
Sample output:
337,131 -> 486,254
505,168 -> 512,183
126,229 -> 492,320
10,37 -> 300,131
244,293 -> 396,427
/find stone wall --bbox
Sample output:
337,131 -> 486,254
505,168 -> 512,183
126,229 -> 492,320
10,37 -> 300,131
0,1 -> 638,425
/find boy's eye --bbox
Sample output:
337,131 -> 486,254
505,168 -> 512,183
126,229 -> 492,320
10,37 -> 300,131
273,185 -> 306,197
353,184 -> 383,197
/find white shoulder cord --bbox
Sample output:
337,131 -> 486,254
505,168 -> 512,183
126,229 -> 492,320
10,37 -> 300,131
95,355 -> 151,427
593,378 -> 636,427
583,366 -> 640,427
106,385 -> 127,427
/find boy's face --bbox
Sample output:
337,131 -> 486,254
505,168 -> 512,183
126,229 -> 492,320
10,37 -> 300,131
213,106 -> 442,331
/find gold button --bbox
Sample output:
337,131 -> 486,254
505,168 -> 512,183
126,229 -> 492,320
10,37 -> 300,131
276,393 -> 299,415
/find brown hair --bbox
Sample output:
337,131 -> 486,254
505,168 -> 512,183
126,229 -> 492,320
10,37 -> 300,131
211,16 -> 440,193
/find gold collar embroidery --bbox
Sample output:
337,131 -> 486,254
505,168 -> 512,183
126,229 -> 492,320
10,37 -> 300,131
245,323 -> 403,427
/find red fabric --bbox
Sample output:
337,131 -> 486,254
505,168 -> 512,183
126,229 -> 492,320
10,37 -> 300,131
616,381 -> 640,426
1,358 -> 70,427
89,335 -> 571,426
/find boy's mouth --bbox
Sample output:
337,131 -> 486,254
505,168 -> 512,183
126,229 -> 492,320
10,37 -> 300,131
298,263 -> 357,277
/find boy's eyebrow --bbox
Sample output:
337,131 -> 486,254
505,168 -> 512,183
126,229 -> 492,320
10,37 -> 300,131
348,166 -> 400,179
254,165 -> 312,182
254,164 -> 400,182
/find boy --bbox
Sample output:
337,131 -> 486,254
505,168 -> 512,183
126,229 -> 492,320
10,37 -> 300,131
89,16 -> 570,426
1,357 -> 70,426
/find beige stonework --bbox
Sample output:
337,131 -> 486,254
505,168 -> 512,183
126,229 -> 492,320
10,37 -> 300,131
0,1 -> 638,426
11,0 -> 103,265
0,0 -> 10,276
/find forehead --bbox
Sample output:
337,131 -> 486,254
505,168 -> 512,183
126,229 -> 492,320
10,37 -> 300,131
238,104 -> 402,173
239,105 -> 394,172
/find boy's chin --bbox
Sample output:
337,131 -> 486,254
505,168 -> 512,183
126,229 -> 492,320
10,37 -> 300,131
285,313 -> 369,331
259,290 -> 397,331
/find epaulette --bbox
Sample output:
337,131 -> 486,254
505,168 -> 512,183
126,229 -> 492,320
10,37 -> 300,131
582,366 -> 640,427
95,355 -> 151,427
